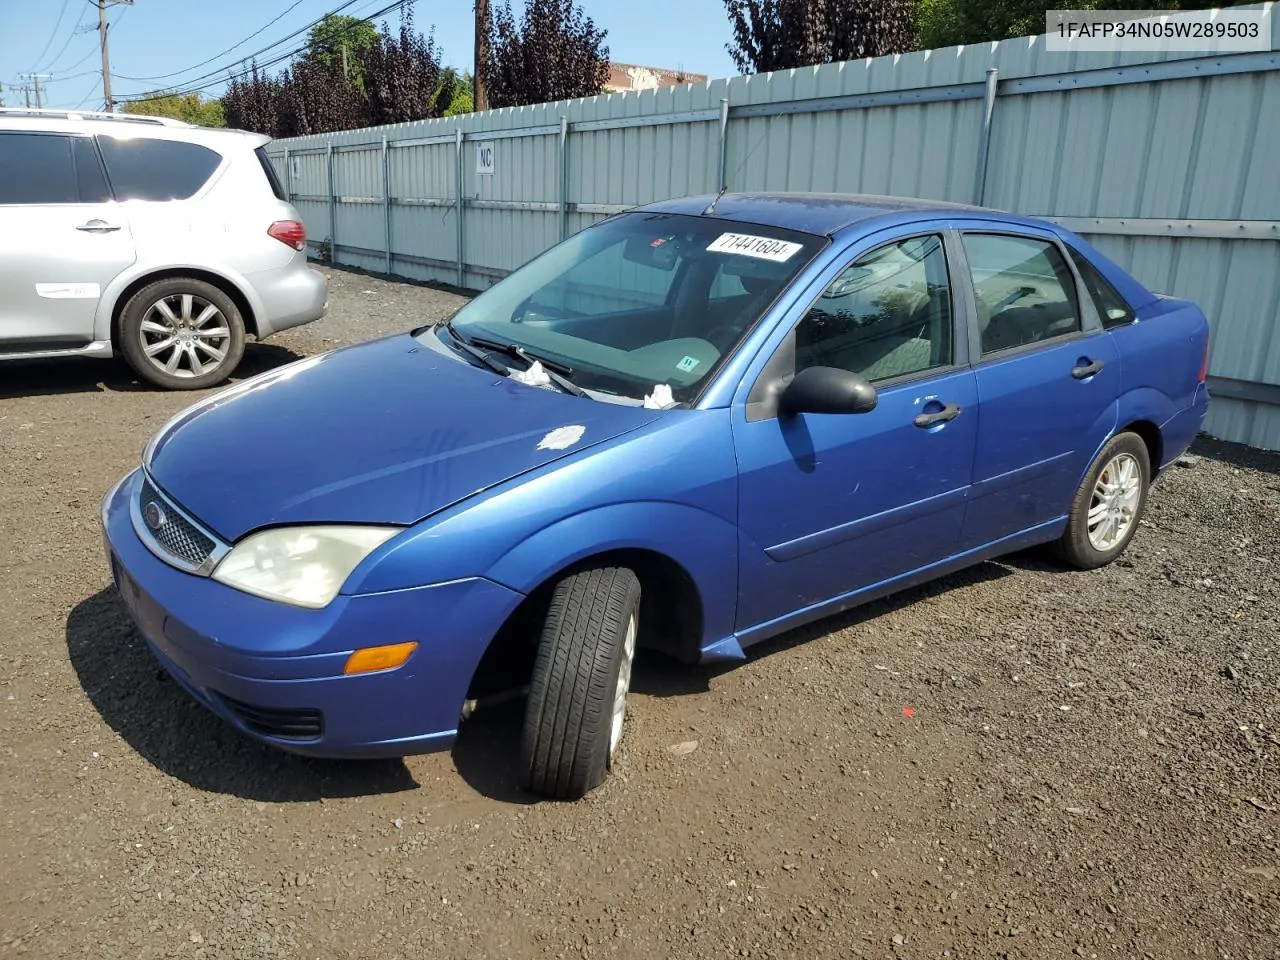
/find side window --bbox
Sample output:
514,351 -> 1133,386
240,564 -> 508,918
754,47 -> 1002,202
255,146 -> 288,201
795,234 -> 953,383
97,136 -> 222,201
1068,246 -> 1135,329
71,137 -> 111,204
0,133 -> 79,204
963,233 -> 1081,355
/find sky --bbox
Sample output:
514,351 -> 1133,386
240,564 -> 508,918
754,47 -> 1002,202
1,0 -> 741,111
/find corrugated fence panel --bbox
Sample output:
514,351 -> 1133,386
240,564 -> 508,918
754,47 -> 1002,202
268,1 -> 1280,447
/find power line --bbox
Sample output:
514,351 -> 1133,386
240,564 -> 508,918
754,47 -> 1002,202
117,0 -> 367,96
119,0 -> 406,104
115,0 -> 310,83
31,0 -> 73,72
41,5 -> 91,72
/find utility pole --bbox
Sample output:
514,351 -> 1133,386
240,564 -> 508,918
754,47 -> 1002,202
19,73 -> 53,108
92,0 -> 134,113
474,0 -> 489,112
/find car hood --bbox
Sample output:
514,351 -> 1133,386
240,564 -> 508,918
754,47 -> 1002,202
146,333 -> 665,542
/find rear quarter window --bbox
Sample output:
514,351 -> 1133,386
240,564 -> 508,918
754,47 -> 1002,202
255,146 -> 288,201
97,136 -> 223,201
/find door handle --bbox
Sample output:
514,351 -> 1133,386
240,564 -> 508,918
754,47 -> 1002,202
1072,358 -> 1104,380
913,402 -> 962,428
75,220 -> 121,233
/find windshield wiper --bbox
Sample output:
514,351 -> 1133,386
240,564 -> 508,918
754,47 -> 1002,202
443,320 -> 511,376
448,323 -> 588,398
464,335 -> 588,398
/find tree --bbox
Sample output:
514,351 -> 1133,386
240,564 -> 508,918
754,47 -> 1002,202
915,0 -> 1238,50
435,68 -> 474,116
222,2 -> 450,137
307,13 -> 379,85
723,0 -> 915,74
483,0 -> 609,109
122,91 -> 226,127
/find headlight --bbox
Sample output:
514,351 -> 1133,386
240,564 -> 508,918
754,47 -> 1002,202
212,526 -> 399,608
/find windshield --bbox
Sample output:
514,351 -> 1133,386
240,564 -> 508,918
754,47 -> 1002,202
432,212 -> 826,403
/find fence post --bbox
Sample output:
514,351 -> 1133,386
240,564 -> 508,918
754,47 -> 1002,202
717,97 -> 730,192
381,136 -> 391,275
558,116 -> 569,240
455,127 -> 465,288
326,142 -> 336,263
282,146 -> 291,200
974,68 -> 999,206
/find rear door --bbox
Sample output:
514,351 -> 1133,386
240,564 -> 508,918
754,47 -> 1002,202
0,131 -> 135,349
954,227 -> 1121,549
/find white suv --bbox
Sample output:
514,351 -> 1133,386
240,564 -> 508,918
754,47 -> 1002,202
0,108 -> 327,389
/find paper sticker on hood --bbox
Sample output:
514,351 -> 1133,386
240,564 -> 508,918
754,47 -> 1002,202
537,424 -> 586,450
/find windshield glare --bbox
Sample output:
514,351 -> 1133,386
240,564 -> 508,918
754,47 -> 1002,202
436,212 -> 825,402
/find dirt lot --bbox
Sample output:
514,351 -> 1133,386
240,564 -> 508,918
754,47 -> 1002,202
2,266 -> 1278,960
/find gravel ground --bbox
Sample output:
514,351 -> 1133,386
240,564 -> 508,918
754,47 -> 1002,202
2,266 -> 1278,960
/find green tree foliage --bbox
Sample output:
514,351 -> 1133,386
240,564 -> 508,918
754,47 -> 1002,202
222,3 -> 447,137
436,68 -> 474,116
723,0 -> 916,74
916,0 -> 1240,50
122,91 -> 226,127
307,13 -> 379,85
483,0 -> 609,109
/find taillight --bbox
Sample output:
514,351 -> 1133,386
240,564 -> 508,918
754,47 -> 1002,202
268,220 -> 306,252
1198,340 -> 1210,383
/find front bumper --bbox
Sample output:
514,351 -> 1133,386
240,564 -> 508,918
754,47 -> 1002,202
100,470 -> 523,758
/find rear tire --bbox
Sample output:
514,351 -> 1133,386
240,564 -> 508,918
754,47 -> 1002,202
119,277 -> 245,390
518,566 -> 641,800
1054,431 -> 1150,570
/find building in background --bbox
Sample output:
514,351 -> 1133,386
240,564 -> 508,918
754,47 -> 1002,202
605,62 -> 707,92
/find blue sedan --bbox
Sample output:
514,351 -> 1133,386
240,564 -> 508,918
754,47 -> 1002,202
101,193 -> 1211,798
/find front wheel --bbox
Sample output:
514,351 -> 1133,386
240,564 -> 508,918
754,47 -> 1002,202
118,278 -> 245,390
1054,432 -> 1150,570
518,566 -> 641,800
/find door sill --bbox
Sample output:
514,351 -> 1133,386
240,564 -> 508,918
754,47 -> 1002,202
0,340 -> 113,361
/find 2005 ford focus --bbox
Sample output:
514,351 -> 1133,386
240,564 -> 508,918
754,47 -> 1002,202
102,193 -> 1210,798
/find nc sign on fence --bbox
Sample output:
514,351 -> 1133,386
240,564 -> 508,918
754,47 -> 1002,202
476,143 -> 495,175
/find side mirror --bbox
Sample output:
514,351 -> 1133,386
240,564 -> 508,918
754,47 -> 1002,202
778,366 -> 877,417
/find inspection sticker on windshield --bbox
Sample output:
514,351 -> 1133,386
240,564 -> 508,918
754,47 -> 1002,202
706,233 -> 803,262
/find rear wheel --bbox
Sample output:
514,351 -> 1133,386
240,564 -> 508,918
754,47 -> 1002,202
1054,432 -> 1150,569
518,566 -> 641,800
118,278 -> 245,390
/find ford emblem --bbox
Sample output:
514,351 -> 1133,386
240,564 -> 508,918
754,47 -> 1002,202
142,500 -> 166,531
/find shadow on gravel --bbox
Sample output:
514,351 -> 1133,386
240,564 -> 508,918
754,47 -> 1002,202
1191,435 -> 1280,477
0,342 -> 304,399
716,559 -> 1018,670
66,588 -> 419,802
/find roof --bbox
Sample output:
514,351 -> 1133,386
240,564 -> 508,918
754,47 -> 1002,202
637,192 -> 1000,236
605,62 -> 708,91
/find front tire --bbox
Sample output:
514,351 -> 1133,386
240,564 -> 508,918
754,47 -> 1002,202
118,278 -> 245,390
1055,432 -> 1150,570
518,566 -> 641,800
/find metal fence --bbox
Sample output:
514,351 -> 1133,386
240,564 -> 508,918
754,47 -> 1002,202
268,2 -> 1280,449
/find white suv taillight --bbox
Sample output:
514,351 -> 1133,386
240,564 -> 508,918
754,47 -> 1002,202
268,220 -> 306,252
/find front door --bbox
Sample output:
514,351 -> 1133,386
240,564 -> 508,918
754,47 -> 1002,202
733,232 -> 979,636
954,230 -> 1121,549
0,131 -> 135,349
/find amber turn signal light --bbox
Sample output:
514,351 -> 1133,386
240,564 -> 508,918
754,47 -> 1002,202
343,641 -> 418,675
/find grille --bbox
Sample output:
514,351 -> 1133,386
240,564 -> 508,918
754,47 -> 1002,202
138,477 -> 216,568
217,693 -> 324,741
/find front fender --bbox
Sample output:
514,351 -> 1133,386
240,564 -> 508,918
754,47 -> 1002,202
482,501 -> 739,649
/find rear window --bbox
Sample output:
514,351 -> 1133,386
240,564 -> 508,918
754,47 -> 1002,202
255,146 -> 288,201
1068,246 -> 1135,329
97,136 -> 222,201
